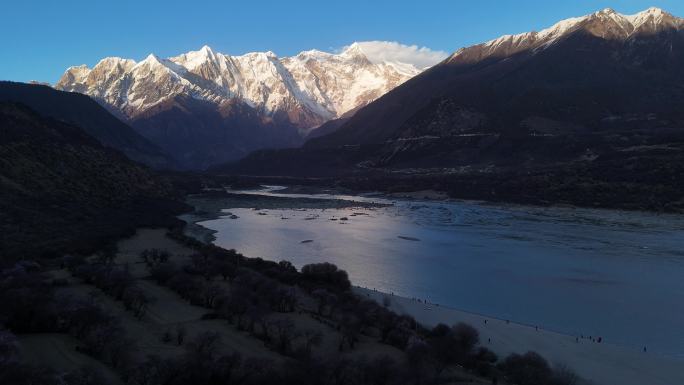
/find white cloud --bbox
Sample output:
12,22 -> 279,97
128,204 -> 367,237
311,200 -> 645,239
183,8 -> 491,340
341,41 -> 449,69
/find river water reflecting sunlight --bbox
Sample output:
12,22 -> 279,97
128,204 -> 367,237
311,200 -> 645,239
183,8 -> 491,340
196,187 -> 684,356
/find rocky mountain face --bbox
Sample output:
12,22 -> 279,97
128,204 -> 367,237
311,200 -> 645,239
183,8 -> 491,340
0,82 -> 174,169
222,8 -> 684,212
55,44 -> 421,169
0,102 -> 185,259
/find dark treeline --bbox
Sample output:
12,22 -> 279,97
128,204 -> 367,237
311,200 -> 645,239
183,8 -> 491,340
154,229 -> 578,385
212,164 -> 684,213
0,103 -> 189,264
0,229 -> 578,385
0,261 -> 132,384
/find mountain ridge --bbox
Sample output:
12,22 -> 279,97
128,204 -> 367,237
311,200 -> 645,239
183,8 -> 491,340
0,101 -> 185,259
444,7 -> 684,66
0,81 -> 176,169
307,7 -> 684,148
55,43 -> 424,169
56,43 -> 422,130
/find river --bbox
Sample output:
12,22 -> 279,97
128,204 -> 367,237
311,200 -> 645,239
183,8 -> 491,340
194,186 -> 684,356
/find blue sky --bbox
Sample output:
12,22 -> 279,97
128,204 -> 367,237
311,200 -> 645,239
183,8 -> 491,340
3,0 -> 683,83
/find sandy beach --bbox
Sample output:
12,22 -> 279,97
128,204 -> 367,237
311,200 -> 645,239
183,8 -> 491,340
355,287 -> 684,385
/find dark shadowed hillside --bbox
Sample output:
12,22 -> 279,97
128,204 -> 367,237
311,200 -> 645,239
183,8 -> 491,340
0,103 -> 185,261
307,9 -> 684,153
0,82 -> 176,169
131,96 -> 303,170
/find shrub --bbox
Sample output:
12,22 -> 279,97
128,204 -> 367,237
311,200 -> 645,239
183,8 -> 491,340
186,331 -> 221,359
551,364 -> 579,385
149,262 -> 178,285
451,322 -> 479,353
499,351 -> 552,385
0,264 -> 56,332
300,263 -> 351,291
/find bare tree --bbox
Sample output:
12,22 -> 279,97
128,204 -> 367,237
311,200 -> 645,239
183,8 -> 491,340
281,286 -> 298,313
201,283 -> 224,309
311,289 -> 337,317
190,253 -> 216,281
268,319 -> 298,354
338,313 -> 361,350
96,244 -> 117,266
122,286 -> 150,319
301,329 -> 323,357
216,260 -> 237,281
162,329 -> 172,344
219,291 -> 250,328
187,331 -> 221,359
176,325 -> 187,346
246,304 -> 270,337
149,262 -> 177,285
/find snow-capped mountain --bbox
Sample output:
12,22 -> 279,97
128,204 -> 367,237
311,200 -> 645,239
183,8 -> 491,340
54,43 -> 427,169
447,7 -> 684,65
291,5 -> 684,177
221,7 -> 684,215
56,43 -> 422,133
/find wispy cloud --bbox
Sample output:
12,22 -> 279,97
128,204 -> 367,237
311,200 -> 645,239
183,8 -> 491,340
342,41 -> 449,69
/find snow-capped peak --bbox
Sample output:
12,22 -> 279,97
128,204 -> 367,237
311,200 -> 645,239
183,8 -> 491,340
138,53 -> 170,66
55,43 -> 426,130
193,45 -> 218,61
65,64 -> 91,74
636,6 -> 667,17
624,7 -> 676,29
199,45 -> 214,54
449,7 -> 683,63
59,65 -> 91,86
135,53 -> 166,70
296,49 -> 333,59
94,57 -> 136,67
135,54 -> 187,75
339,43 -> 375,65
172,45 -> 221,70
341,42 -> 365,56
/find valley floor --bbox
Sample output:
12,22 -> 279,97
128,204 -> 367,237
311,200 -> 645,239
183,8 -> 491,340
17,228 -> 490,385
17,224 -> 683,385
